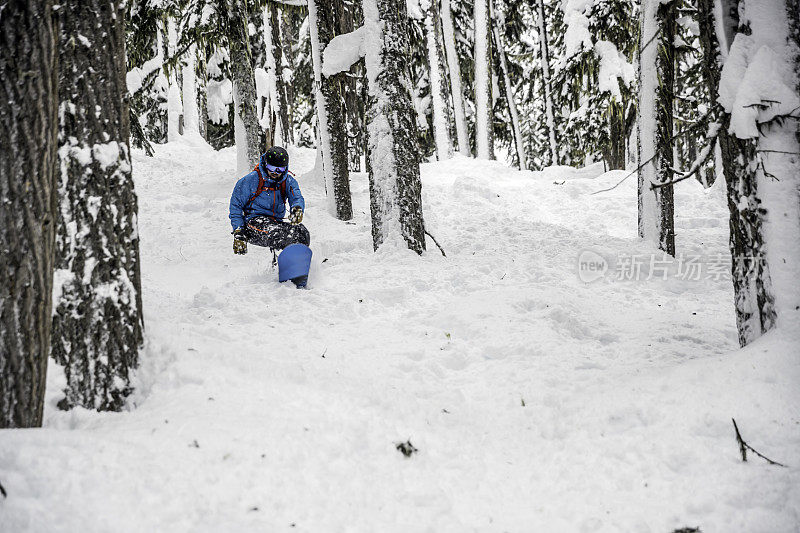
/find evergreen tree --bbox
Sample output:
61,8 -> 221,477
637,0 -> 676,256
473,0 -> 495,159
309,0 -> 354,220
364,0 -> 426,253
441,0 -> 470,155
221,0 -> 262,174
0,0 -> 59,428
422,0 -> 453,160
52,0 -> 144,411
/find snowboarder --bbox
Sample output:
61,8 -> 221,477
229,146 -> 312,287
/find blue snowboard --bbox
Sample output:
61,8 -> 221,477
278,243 -> 312,288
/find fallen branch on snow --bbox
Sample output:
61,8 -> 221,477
732,418 -> 787,467
425,230 -> 446,257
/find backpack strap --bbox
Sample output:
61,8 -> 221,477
244,164 -> 289,216
244,165 -> 266,215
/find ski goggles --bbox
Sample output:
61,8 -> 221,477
265,163 -> 287,176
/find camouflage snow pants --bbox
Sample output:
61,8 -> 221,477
243,216 -> 311,250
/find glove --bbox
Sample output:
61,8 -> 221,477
232,228 -> 247,255
289,206 -> 303,226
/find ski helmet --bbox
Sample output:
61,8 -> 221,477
263,146 -> 289,169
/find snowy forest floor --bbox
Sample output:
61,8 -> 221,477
2,137 -> 799,532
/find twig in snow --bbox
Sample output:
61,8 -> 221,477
731,418 -> 787,467
396,440 -> 418,457
0,479 -> 6,498
424,230 -> 446,257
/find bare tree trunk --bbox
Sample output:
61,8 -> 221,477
309,0 -> 353,220
0,0 -> 59,428
474,0 -> 494,159
197,44 -> 209,141
423,0 -> 453,160
493,9 -> 526,170
52,0 -> 144,411
364,0 -> 426,253
224,0 -> 262,174
279,6 -> 296,143
535,0 -> 558,166
440,0 -> 470,156
608,100 -> 625,170
268,1 -> 291,145
637,0 -> 676,256
696,0 -> 777,345
336,0 -> 365,172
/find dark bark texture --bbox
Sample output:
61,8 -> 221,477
696,0 -> 776,346
337,0 -> 365,172
607,101 -> 625,170
366,0 -> 426,254
225,0 -> 262,167
0,0 -> 59,428
654,0 -> 676,256
313,0 -> 353,220
636,0 -> 676,256
269,1 -> 291,146
53,0 -> 144,411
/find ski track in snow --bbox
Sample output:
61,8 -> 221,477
2,138 -> 799,532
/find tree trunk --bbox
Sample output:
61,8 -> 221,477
183,44 -> 200,135
474,0 -> 494,159
493,10 -> 526,170
364,0 -> 426,253
696,0 -> 777,346
336,0 -> 365,172
279,6 -> 296,143
0,0 -> 58,429
265,1 -> 291,146
225,0 -> 262,175
166,17 -> 183,141
637,0 -> 676,256
52,0 -> 144,411
440,0 -> 470,156
309,0 -> 353,220
535,0 -> 558,166
423,0 -> 453,161
608,100 -> 625,170
197,44 -> 209,141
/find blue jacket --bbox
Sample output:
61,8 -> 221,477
229,161 -> 305,230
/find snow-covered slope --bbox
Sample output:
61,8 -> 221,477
2,138 -> 798,532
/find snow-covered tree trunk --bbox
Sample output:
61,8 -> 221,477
364,0 -> 426,253
0,0 -> 58,428
166,17 -> 183,141
696,0 -> 775,345
696,0 -> 799,344
440,0 -> 470,156
197,44 -> 209,141
493,10 -> 526,170
264,2 -> 291,146
279,8 -> 296,144
535,0 -> 558,166
422,0 -> 453,161
52,0 -> 144,411
336,1 -> 365,172
309,0 -> 353,220
473,0 -> 494,159
637,0 -> 676,256
183,44 -> 200,136
225,0 -> 262,175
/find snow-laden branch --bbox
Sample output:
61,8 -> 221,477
720,35 -> 800,139
321,25 -> 368,77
